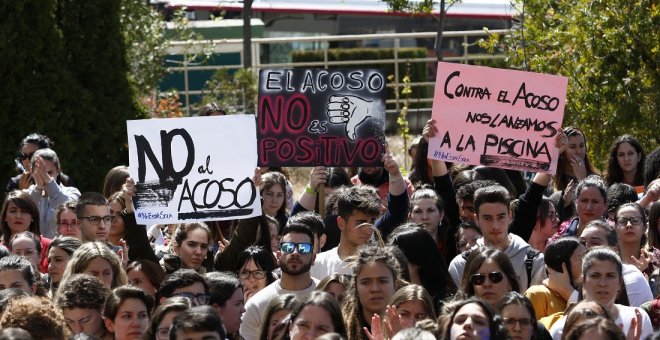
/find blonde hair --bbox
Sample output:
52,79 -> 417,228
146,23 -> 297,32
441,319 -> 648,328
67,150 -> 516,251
60,241 -> 127,288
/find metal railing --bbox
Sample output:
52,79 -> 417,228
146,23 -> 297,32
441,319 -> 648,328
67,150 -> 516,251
165,29 -> 508,123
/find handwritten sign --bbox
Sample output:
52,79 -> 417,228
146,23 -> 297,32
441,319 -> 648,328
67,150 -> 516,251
428,62 -> 568,174
127,115 -> 261,224
257,69 -> 387,167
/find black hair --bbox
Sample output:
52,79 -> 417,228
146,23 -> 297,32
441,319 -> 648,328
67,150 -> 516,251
47,236 -> 82,257
336,185 -> 381,220
169,305 -> 226,340
20,133 -> 52,149
280,223 -> 315,247
157,269 -> 208,303
287,212 -> 325,237
236,246 -> 277,284
605,183 -> 638,216
0,288 -> 30,315
456,180 -> 498,202
76,192 -> 109,218
0,256 -> 36,288
103,286 -> 155,321
473,185 -> 510,215
205,272 -> 242,307
543,237 -> 582,289
605,135 -> 646,187
388,224 -> 449,301
644,147 -> 660,187
496,292 -> 539,340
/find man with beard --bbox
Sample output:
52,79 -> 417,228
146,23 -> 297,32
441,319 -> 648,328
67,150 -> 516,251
239,223 -> 317,340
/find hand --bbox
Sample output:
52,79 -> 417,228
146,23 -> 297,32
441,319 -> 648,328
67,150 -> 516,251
32,156 -> 50,189
631,249 -> 651,273
327,94 -> 373,141
422,119 -> 438,142
381,148 -> 401,178
645,179 -> 660,201
364,313 -> 385,340
384,305 -> 403,337
122,178 -> 136,213
626,309 -> 642,340
308,166 -> 326,191
555,132 -> 568,154
544,263 -> 575,301
18,172 -> 31,190
244,287 -> 257,302
563,179 -> 577,206
217,240 -> 227,254
118,239 -> 129,269
253,168 -> 263,189
570,155 -> 587,180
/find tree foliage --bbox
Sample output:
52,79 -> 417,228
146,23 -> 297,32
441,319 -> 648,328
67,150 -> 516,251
482,0 -> 659,169
0,0 -> 148,192
202,68 -> 257,115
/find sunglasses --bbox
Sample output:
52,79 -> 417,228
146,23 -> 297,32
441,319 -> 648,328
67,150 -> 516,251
470,271 -> 504,285
280,242 -> 313,254
16,152 -> 35,161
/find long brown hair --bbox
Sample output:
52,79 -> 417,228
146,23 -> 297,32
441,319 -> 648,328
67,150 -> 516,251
1,191 -> 41,245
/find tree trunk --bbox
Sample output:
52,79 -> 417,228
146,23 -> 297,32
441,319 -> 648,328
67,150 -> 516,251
435,0 -> 446,61
242,0 -> 253,68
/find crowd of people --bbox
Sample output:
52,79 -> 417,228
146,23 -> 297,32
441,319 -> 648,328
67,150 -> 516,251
0,114 -> 659,340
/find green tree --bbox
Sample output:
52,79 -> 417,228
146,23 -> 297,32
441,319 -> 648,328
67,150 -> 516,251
482,0 -> 659,168
56,0 -> 146,191
383,0 -> 449,61
0,0 -> 92,191
120,0 -> 167,97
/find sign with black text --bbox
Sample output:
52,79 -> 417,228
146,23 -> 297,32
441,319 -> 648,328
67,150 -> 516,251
428,62 -> 568,174
127,115 -> 261,224
257,69 -> 387,167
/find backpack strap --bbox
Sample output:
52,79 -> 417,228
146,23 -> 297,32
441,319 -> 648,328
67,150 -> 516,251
525,248 -> 540,288
462,249 -> 473,260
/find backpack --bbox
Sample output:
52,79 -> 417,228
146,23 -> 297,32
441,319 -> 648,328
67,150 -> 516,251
462,248 -> 540,287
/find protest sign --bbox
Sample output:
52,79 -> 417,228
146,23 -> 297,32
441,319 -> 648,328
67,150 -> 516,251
127,115 -> 261,225
257,69 -> 387,167
428,62 -> 568,174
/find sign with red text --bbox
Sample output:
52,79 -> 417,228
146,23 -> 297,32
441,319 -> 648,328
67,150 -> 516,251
257,69 -> 386,167
127,115 -> 261,224
428,62 -> 568,174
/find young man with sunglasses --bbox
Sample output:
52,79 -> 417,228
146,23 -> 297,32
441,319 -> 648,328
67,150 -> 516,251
239,223 -> 318,340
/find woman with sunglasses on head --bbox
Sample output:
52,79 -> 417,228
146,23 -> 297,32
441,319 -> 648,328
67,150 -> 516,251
1,190 -> 51,273
457,247 -> 520,307
549,247 -> 653,339
497,292 -> 551,340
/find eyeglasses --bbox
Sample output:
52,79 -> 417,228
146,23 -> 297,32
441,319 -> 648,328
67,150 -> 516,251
59,220 -> 79,229
16,152 -> 35,161
280,242 -> 313,254
13,249 -> 38,257
79,215 -> 114,225
470,271 -> 504,285
616,216 -> 643,226
546,211 -> 558,220
239,269 -> 266,280
503,317 -> 532,328
171,292 -> 210,305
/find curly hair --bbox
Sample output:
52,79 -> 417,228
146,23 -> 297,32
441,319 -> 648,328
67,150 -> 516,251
55,274 -> 110,310
0,296 -> 70,339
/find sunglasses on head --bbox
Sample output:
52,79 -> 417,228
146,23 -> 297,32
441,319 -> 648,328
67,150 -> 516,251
470,271 -> 504,285
280,242 -> 313,254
